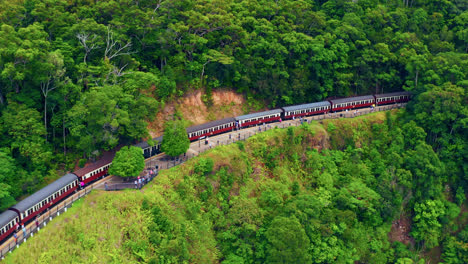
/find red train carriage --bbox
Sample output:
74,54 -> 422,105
281,101 -> 331,119
235,109 -> 283,128
0,210 -> 20,243
186,117 -> 236,141
74,152 -> 114,184
329,95 -> 375,112
375,91 -> 411,105
9,174 -> 78,225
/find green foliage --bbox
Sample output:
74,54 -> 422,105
265,216 -> 311,263
161,119 -> 190,157
412,199 -> 446,248
455,187 -> 465,205
67,85 -> 157,156
78,159 -> 87,168
194,157 -> 214,176
109,146 -> 145,178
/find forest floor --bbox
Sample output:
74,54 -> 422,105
147,89 -> 263,137
388,214 -> 414,246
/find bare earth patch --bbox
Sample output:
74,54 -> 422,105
388,214 -> 414,246
148,89 -> 248,137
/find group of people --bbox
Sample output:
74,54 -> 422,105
292,115 -> 309,124
12,218 -> 40,244
134,168 -> 157,189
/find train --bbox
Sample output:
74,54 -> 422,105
0,151 -> 116,243
0,91 -> 410,243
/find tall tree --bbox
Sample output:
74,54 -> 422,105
265,216 -> 311,263
411,199 -> 446,249
161,118 -> 190,157
1,102 -> 51,166
0,148 -> 17,211
39,50 -> 66,141
109,146 -> 145,178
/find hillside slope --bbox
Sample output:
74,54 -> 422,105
5,110 -> 467,264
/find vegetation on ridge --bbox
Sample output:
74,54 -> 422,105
6,110 -> 467,263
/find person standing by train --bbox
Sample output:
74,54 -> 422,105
22,224 -> 26,239
14,232 -> 17,244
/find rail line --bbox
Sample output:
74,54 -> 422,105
0,102 -> 406,260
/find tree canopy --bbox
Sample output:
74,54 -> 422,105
109,146 -> 145,178
161,119 -> 190,157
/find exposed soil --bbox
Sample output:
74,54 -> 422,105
388,214 -> 414,246
147,89 -> 249,137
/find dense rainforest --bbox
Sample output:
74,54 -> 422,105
0,0 -> 466,260
1,0 -> 467,209
5,111 -> 467,263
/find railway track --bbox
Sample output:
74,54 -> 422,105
0,102 -> 406,260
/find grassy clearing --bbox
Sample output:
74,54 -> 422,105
5,190 -> 149,264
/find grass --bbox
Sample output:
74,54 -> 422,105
5,190 -> 150,264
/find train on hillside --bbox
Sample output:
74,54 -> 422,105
0,91 -> 410,243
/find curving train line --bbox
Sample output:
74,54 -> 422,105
0,91 -> 410,244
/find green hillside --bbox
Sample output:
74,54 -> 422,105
5,110 -> 467,264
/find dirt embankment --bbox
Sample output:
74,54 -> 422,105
388,214 -> 414,246
147,90 -> 249,137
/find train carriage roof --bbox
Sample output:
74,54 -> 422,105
186,117 -> 236,134
329,95 -> 375,105
281,101 -> 330,112
0,210 -> 18,227
235,109 -> 283,121
134,136 -> 163,150
74,151 -> 115,177
11,173 -> 78,213
375,91 -> 411,98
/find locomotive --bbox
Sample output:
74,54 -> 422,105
0,91 -> 410,243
